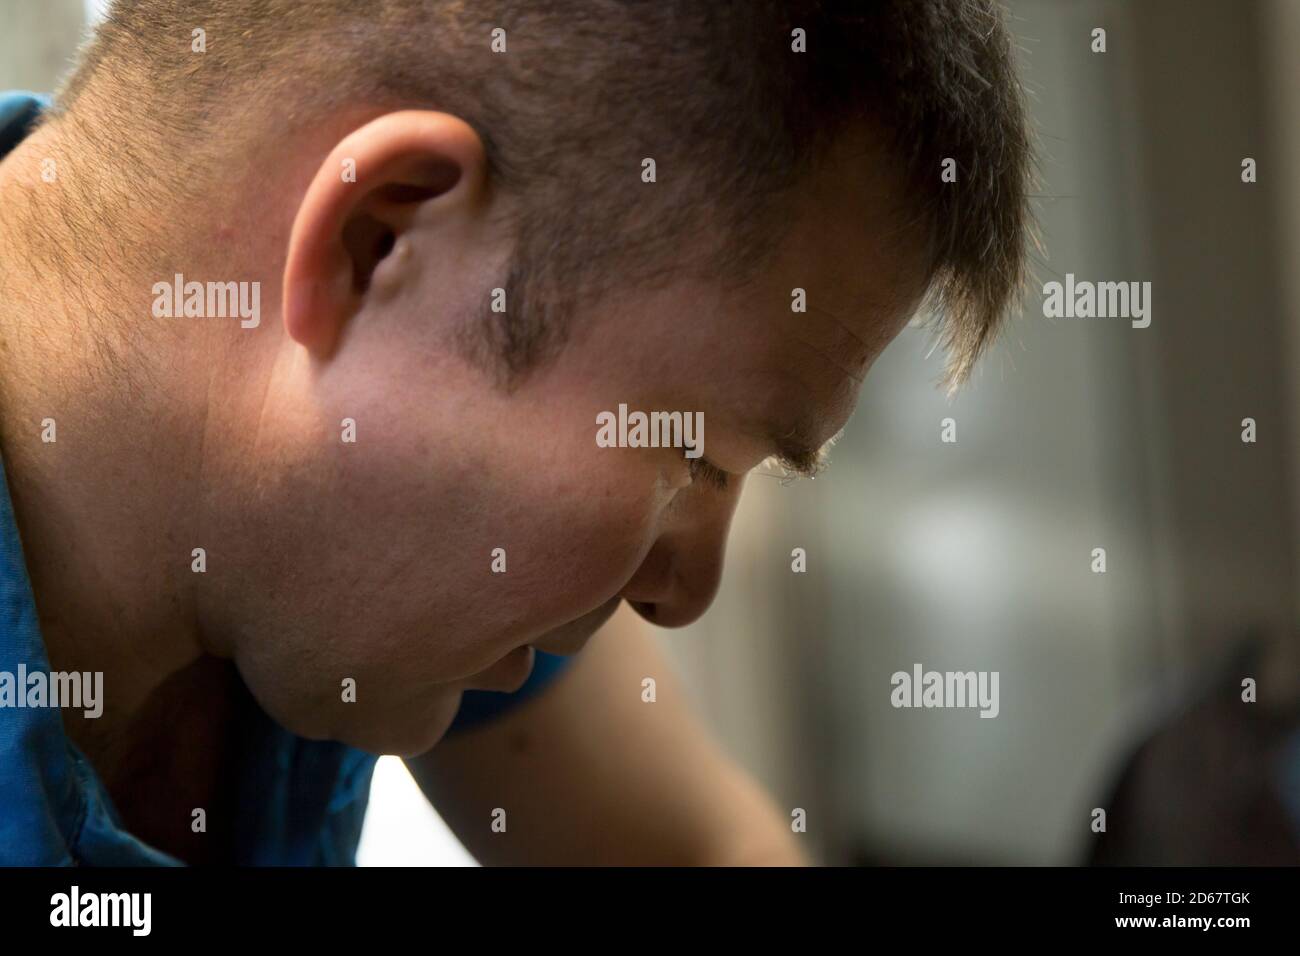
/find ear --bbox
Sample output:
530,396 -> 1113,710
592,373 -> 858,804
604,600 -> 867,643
282,111 -> 488,358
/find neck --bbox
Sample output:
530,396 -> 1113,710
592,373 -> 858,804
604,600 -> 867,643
0,117 -> 239,774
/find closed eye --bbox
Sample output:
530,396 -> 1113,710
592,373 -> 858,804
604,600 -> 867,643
687,456 -> 730,491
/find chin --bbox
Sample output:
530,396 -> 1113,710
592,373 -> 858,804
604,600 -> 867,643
335,692 -> 465,757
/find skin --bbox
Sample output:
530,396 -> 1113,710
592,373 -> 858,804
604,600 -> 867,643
0,102 -> 929,863
411,601 -> 812,865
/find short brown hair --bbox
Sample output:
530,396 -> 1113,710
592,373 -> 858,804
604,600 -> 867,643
56,0 -> 1033,388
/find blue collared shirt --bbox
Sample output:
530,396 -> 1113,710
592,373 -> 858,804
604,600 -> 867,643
0,91 -> 571,865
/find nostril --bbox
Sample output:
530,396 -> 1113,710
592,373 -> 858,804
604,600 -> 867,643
632,601 -> 656,620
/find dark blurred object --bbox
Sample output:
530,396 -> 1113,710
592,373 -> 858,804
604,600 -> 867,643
1089,640 -> 1300,865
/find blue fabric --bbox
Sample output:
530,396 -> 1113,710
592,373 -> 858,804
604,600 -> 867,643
448,648 -> 573,733
0,91 -> 573,865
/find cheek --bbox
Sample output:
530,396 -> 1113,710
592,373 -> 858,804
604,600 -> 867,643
253,360 -> 675,675
458,396 -> 676,611
479,456 -> 664,629
317,407 -> 664,669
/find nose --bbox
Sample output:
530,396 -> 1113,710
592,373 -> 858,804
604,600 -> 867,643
619,485 -> 740,628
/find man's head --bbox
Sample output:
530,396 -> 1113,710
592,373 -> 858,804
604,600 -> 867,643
11,0 -> 1031,753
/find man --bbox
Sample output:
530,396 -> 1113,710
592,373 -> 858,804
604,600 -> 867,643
0,1 -> 1030,865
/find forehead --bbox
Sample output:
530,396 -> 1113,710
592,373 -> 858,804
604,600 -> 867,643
549,123 -> 931,462
738,128 -> 929,408
674,125 -> 932,461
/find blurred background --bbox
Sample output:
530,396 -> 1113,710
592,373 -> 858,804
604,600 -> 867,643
6,0 -> 1298,865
